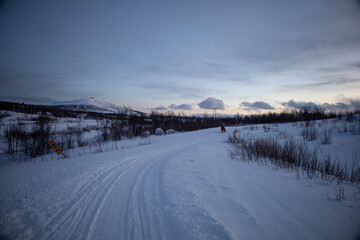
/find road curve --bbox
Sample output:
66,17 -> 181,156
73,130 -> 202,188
35,131 -> 231,240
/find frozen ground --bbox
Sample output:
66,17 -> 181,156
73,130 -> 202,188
1,126 -> 360,240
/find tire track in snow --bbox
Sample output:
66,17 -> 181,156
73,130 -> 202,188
36,133 -> 232,240
39,160 -> 123,228
122,147 -> 183,240
135,149 -> 183,240
122,157 -> 151,240
85,155 -> 153,240
119,140 -> 230,240
36,155 -> 150,240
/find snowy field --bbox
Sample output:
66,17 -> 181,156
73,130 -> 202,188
1,115 -> 360,239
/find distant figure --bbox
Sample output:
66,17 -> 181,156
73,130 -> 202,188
221,126 -> 226,132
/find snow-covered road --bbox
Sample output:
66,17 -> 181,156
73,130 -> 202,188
1,128 -> 359,239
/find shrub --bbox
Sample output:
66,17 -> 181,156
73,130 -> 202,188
349,124 -> 360,135
0,111 -> 10,119
348,153 -> 360,182
56,133 -> 75,150
305,121 -> 315,127
3,124 -> 26,160
68,123 -> 84,147
109,120 -> 124,141
98,120 -> 110,142
319,128 -> 332,144
22,127 -> 52,158
263,125 -> 270,132
226,136 -> 360,183
138,138 -> 151,146
20,114 -> 53,158
301,127 -> 317,141
334,181 -> 345,200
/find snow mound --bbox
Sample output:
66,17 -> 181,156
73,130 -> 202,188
155,128 -> 164,135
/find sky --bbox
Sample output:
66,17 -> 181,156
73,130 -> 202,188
0,0 -> 360,114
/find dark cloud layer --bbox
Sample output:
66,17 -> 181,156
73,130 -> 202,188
141,83 -> 205,99
168,103 -> 193,110
240,101 -> 275,110
281,100 -> 318,109
154,106 -> 167,111
0,95 -> 60,104
0,0 -> 359,108
282,99 -> 360,111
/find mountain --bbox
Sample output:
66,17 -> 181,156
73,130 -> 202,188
51,97 -> 129,114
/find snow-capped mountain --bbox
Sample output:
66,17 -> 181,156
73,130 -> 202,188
51,97 -> 129,114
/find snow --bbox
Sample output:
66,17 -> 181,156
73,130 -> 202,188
155,128 -> 164,135
1,121 -> 360,239
51,97 -> 128,114
166,129 -> 175,135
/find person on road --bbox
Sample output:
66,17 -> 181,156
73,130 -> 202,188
221,126 -> 226,132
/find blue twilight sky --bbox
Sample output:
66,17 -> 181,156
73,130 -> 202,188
0,0 -> 360,114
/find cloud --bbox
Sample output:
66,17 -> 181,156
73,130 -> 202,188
348,99 -> 360,109
349,62 -> 360,69
141,83 -> 207,99
0,95 -> 60,104
282,100 -> 318,109
154,106 -> 167,111
1,0 -> 360,110
198,97 -> 225,110
168,103 -> 193,110
240,101 -> 275,110
279,75 -> 360,92
282,99 -> 360,111
334,97 -> 360,110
